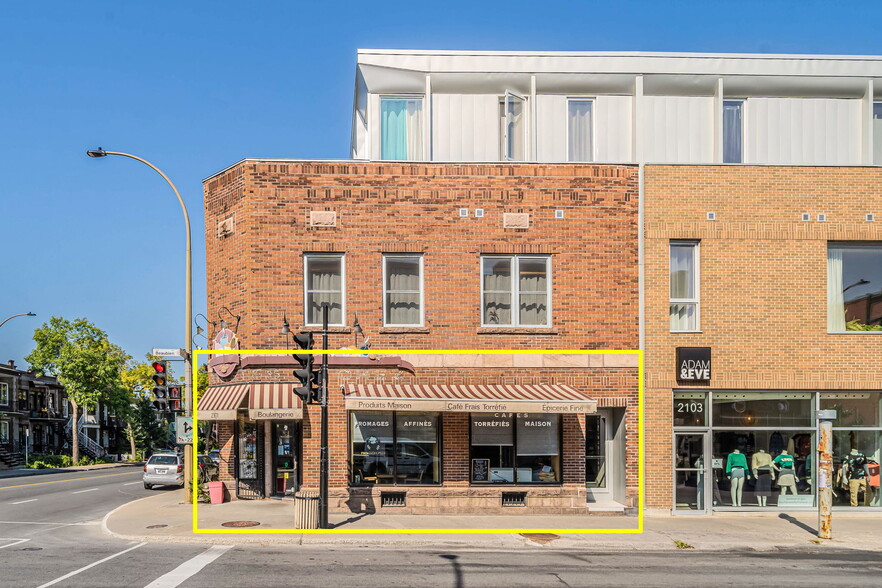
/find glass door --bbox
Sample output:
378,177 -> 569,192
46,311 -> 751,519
586,413 -> 608,491
273,421 -> 298,497
674,432 -> 710,514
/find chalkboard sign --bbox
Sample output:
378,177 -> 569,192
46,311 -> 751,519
472,458 -> 490,482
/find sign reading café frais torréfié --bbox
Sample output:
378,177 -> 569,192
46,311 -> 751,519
676,347 -> 711,381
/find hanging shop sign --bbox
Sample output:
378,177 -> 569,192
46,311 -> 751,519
676,347 -> 711,382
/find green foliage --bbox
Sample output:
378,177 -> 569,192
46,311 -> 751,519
845,319 -> 882,331
189,477 -> 210,503
26,316 -> 130,412
132,395 -> 168,452
26,454 -> 73,469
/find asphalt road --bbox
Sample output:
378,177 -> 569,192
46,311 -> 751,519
1,468 -> 881,587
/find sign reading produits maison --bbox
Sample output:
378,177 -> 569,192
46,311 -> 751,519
344,398 -> 596,414
676,347 -> 711,381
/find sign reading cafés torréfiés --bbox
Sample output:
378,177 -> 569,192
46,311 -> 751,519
676,347 -> 711,381
344,398 -> 596,413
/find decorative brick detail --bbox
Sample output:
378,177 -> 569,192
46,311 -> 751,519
503,212 -> 530,229
309,210 -> 337,227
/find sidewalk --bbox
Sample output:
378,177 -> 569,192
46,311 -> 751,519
0,462 -> 142,479
103,489 -> 882,551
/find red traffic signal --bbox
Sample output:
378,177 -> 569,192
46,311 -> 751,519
151,361 -> 167,373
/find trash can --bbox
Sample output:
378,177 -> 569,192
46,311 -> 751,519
294,489 -> 320,529
208,481 -> 226,505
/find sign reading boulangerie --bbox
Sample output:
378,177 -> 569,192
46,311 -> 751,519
676,347 -> 711,381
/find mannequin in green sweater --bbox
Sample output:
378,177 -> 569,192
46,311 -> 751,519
726,449 -> 751,507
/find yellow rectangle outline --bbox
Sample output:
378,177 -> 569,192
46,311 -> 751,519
192,349 -> 644,535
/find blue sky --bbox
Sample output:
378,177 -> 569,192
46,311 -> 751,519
2,1 -> 881,368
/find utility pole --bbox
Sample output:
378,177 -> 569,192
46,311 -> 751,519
817,409 -> 837,540
319,303 -> 330,529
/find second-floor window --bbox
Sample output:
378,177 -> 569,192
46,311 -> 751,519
380,96 -> 423,161
482,255 -> 550,327
499,91 -> 526,161
827,243 -> 882,332
723,100 -> 744,164
383,255 -> 423,326
567,99 -> 594,162
670,241 -> 699,332
304,254 -> 345,326
0,383 -> 8,406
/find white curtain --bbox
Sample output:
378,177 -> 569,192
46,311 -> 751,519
386,258 -> 421,325
827,247 -> 845,332
670,245 -> 696,331
568,101 -> 593,162
483,259 -> 512,324
404,100 -> 422,160
518,262 -> 548,325
307,258 -> 343,324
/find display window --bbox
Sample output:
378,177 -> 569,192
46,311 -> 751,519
470,413 -> 560,483
350,411 -> 440,485
673,391 -> 707,426
712,392 -> 812,428
831,430 -> 881,508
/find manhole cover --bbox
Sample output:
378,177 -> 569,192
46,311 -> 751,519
146,524 -> 168,529
21,547 -> 43,551
520,533 -> 560,545
221,520 -> 261,528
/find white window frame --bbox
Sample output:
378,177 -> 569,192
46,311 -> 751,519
0,382 -> 8,406
670,241 -> 700,333
872,101 -> 882,165
303,254 -> 346,327
382,254 -> 425,327
481,255 -> 552,328
722,99 -> 745,164
379,94 -> 425,161
566,97 -> 595,163
500,90 -> 527,161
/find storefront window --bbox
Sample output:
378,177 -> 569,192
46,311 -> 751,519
821,393 -> 882,428
350,411 -> 440,485
712,392 -> 812,428
470,413 -> 560,483
831,430 -> 881,508
712,430 -> 815,508
674,391 -> 707,426
585,415 -> 606,488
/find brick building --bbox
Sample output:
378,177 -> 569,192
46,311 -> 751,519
646,166 -> 882,513
201,161 -> 641,513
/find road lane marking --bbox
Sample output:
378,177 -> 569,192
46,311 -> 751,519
0,471 -> 140,490
35,541 -> 147,588
0,538 -> 30,549
72,488 -> 98,494
10,499 -> 38,505
144,545 -> 233,588
123,481 -> 142,486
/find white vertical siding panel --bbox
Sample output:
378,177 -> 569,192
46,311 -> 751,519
748,98 -> 860,164
431,94 -> 499,161
368,93 -> 381,160
536,95 -> 567,162
643,96 -> 713,163
595,96 -> 632,162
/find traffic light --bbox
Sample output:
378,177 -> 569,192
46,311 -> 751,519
152,361 -> 169,412
293,332 -> 320,404
168,384 -> 182,413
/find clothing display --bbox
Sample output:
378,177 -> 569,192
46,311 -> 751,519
726,451 -> 749,476
844,452 -> 869,480
769,432 -> 785,456
754,468 -> 772,497
751,451 -> 773,470
849,478 -> 870,507
869,461 -> 880,488
773,453 -> 795,470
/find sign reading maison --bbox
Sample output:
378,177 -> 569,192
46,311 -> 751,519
344,398 -> 596,414
676,347 -> 711,382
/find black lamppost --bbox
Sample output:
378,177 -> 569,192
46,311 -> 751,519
0,312 -> 36,329
843,279 -> 870,293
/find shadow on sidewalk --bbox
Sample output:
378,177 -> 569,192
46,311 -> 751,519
778,513 -> 817,535
331,512 -> 371,528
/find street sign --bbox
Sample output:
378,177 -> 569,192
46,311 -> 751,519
175,416 -> 193,444
153,348 -> 185,358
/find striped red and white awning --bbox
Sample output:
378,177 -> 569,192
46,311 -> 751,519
248,383 -> 303,420
197,384 -> 249,420
344,383 -> 596,414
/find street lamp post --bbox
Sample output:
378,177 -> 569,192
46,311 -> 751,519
0,312 -> 36,329
86,147 -> 194,492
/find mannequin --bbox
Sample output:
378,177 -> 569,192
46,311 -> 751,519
752,449 -> 774,507
694,456 -> 705,509
774,450 -> 798,496
843,449 -> 871,507
726,449 -> 750,507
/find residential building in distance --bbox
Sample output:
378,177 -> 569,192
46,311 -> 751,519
201,50 -> 882,516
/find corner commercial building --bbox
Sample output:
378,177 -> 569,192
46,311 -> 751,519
202,50 -> 882,515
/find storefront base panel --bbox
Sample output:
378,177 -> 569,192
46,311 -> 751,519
325,486 -> 637,515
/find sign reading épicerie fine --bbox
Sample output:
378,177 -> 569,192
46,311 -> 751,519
676,347 -> 711,381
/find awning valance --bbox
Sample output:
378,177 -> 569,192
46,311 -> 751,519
344,383 -> 597,414
198,384 -> 249,421
248,383 -> 303,420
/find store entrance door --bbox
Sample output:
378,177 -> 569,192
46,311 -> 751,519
673,432 -> 711,514
271,421 -> 300,497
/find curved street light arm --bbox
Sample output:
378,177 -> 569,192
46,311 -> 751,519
0,312 -> 36,329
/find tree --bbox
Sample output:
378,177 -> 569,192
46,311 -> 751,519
120,354 -> 176,456
26,317 -> 128,463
